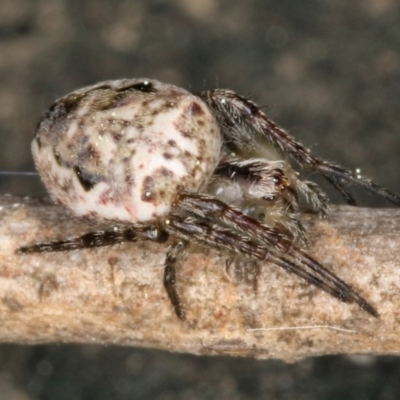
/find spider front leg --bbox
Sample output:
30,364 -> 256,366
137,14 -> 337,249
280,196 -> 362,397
211,157 -> 308,245
170,192 -> 378,317
200,89 -> 400,206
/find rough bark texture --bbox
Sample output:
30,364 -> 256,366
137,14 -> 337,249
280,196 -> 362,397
0,194 -> 399,362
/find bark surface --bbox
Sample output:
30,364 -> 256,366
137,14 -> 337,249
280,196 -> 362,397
0,195 -> 399,362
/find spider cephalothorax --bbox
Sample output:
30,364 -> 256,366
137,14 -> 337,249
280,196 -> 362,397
18,78 -> 400,319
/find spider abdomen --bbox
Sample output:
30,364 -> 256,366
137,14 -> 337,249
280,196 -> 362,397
32,79 -> 222,223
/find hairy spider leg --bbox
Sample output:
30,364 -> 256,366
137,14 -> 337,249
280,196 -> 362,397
17,224 -> 191,319
167,211 -> 377,316
200,89 -> 400,206
17,225 -> 169,253
164,241 -> 187,320
18,223 -> 189,319
173,192 -> 378,317
177,191 -> 298,253
269,253 -> 378,316
213,158 -> 308,245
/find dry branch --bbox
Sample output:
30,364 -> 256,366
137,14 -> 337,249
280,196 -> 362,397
0,194 -> 400,361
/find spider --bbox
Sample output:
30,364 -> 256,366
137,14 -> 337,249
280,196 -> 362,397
17,78 -> 400,320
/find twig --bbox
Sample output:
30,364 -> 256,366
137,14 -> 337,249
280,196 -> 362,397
0,194 -> 399,361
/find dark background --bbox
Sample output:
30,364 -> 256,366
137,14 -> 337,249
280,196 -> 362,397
1,0 -> 400,399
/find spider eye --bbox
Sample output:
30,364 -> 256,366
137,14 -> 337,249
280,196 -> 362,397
241,101 -> 259,117
248,103 -> 258,115
271,170 -> 289,191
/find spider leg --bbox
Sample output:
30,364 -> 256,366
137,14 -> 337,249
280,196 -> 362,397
18,225 -> 192,319
175,192 -> 291,253
294,179 -> 329,214
214,158 -> 299,209
200,89 -> 400,206
166,214 -> 269,260
17,225 -> 169,253
216,157 -> 329,215
317,162 -> 400,205
270,252 -> 378,316
212,157 -> 307,244
172,192 -> 378,316
164,241 -> 187,320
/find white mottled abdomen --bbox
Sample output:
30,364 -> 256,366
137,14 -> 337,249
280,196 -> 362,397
33,79 -> 222,223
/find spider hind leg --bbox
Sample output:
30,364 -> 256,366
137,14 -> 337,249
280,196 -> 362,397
17,225 -> 169,253
16,225 -> 191,319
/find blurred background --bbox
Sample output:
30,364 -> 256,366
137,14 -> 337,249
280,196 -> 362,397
0,0 -> 400,399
